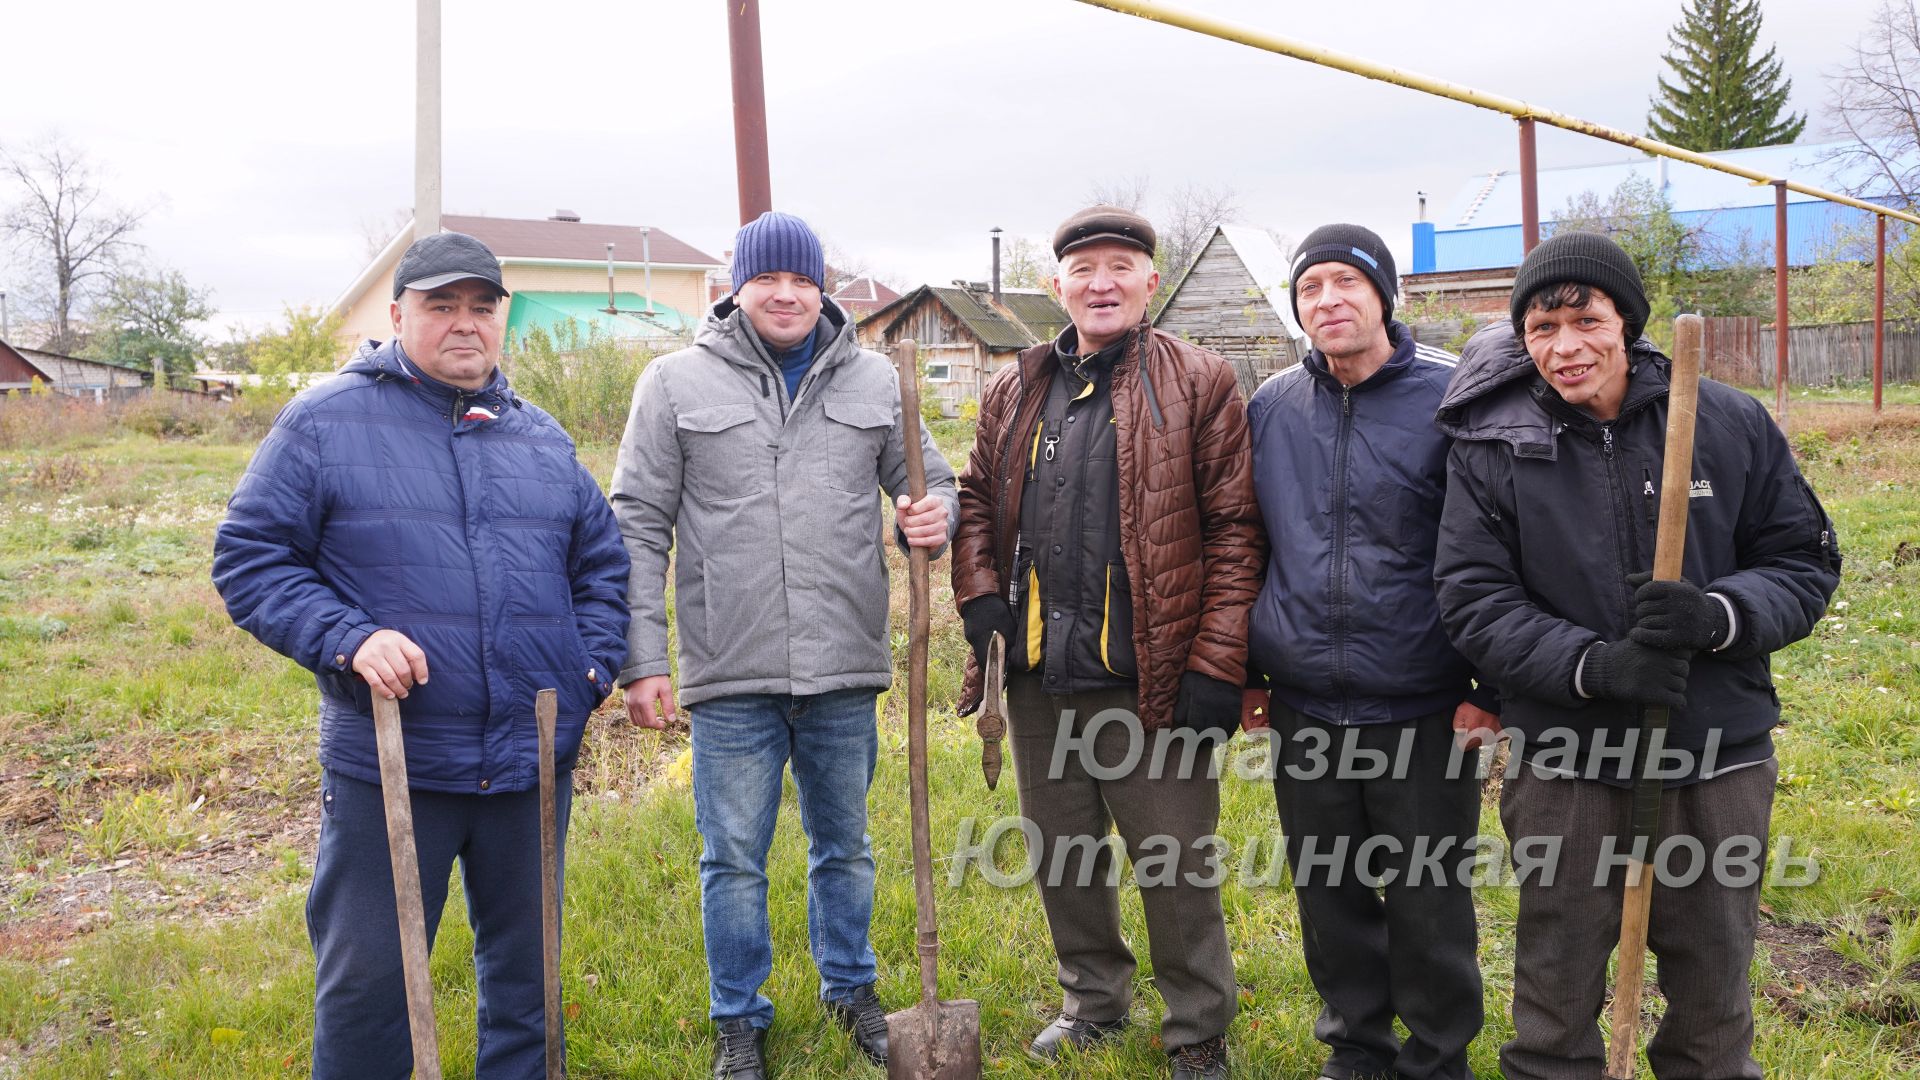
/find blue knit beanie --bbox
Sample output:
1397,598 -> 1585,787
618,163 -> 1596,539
731,211 -> 826,292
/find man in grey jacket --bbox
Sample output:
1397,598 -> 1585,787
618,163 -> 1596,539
612,211 -> 957,1080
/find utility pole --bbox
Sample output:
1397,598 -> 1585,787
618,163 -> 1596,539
0,290 -> 9,342
416,0 -> 442,239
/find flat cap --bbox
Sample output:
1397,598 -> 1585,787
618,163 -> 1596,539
1052,205 -> 1157,259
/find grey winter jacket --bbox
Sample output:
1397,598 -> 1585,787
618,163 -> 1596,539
611,298 -> 960,706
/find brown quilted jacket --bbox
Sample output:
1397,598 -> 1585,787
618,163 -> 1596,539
952,323 -> 1265,729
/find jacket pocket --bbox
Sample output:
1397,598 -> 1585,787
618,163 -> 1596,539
676,403 -> 763,502
1101,560 -> 1138,678
1008,548 -> 1041,672
821,399 -> 893,494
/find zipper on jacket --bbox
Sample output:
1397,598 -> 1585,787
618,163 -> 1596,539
1598,421 -> 1639,609
759,372 -> 769,398
1641,466 -> 1657,528
451,392 -> 468,426
1330,383 -> 1356,720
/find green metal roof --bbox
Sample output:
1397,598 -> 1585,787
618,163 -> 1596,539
505,291 -> 695,346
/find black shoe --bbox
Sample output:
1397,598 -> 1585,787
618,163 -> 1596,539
825,983 -> 889,1066
1170,1034 -> 1229,1079
1028,1013 -> 1129,1059
713,1018 -> 768,1080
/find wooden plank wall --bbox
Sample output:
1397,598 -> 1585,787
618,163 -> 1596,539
1156,234 -> 1301,397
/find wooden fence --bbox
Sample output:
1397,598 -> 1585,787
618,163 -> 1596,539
1705,317 -> 1920,387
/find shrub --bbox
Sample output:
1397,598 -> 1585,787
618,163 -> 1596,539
119,395 -> 219,440
506,322 -> 655,446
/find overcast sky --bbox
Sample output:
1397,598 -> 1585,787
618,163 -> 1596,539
0,0 -> 1889,337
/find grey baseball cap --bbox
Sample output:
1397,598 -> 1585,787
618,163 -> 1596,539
392,232 -> 510,299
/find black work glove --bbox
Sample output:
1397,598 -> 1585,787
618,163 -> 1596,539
1627,571 -> 1731,652
1173,672 -> 1242,744
960,595 -> 1016,668
1581,640 -> 1690,708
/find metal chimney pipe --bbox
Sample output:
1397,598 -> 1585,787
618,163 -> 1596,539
990,227 -> 1003,304
414,0 -> 442,239
727,0 -> 773,224
1417,191 -> 1427,222
1,290 -> 9,342
641,226 -> 656,313
606,242 -> 618,314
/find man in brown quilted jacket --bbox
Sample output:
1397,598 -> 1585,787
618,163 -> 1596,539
950,205 -> 1264,1079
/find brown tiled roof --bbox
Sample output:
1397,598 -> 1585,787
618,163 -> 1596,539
831,276 -> 901,306
440,214 -> 722,267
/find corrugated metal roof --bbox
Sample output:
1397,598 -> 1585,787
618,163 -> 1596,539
443,214 -> 722,267
998,291 -> 1070,343
1439,139 -> 1906,229
506,291 -> 694,345
1428,199 -> 1875,273
929,286 -> 1049,351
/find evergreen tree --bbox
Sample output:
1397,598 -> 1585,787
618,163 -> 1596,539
1647,0 -> 1806,150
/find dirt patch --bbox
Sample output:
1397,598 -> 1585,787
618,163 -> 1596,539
0,815 -> 320,961
1758,915 -> 1920,1028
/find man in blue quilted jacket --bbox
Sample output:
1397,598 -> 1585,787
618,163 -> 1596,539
213,231 -> 630,1080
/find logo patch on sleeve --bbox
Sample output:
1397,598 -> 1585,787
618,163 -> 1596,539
1689,479 -> 1714,498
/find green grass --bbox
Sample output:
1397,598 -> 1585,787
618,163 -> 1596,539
0,401 -> 1917,1076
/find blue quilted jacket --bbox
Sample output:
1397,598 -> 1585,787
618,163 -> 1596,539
212,340 -> 630,794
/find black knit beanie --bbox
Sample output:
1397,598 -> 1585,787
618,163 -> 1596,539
1509,231 -> 1650,343
1289,223 -> 1397,327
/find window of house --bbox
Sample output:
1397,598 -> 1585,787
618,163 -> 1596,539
925,362 -> 952,382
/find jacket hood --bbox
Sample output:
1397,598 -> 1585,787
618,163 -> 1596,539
1434,322 -> 1665,459
697,294 -> 856,374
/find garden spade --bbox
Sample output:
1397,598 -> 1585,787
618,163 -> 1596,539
535,688 -> 563,1080
370,693 -> 444,1080
1605,313 -> 1703,1079
886,340 -> 982,1079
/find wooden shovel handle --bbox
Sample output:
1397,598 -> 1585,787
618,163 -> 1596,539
1606,313 -> 1703,1079
371,694 -> 443,1080
894,341 -> 942,1009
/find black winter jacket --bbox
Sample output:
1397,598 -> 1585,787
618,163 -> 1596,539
1433,324 -> 1841,785
1247,323 -> 1493,725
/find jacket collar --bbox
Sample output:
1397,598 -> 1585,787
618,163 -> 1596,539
344,339 -> 517,412
1302,320 -> 1416,394
699,294 -> 854,376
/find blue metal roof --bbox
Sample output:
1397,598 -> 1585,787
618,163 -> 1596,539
1414,139 -> 1911,274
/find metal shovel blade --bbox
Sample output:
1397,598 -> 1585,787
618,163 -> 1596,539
885,998 -> 982,1080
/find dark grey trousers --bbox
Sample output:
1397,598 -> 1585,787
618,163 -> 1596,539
1271,705 -> 1484,1080
1498,759 -> 1777,1080
1005,674 -> 1237,1051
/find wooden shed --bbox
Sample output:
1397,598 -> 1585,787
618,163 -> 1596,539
1154,225 -> 1306,396
858,284 -> 1067,414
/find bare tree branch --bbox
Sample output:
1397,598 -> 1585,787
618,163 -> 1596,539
0,137 -> 146,353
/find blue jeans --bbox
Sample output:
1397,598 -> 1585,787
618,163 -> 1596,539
690,689 -> 880,1028
308,768 -> 572,1080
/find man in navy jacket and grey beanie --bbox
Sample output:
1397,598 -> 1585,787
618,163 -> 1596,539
1433,231 -> 1840,1079
213,231 -> 631,1078
1242,223 -> 1495,1080
613,210 -> 957,1079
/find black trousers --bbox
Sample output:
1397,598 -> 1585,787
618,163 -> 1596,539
1271,704 -> 1484,1080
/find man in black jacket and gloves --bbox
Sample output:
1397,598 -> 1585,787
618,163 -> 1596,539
1433,231 -> 1840,1080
